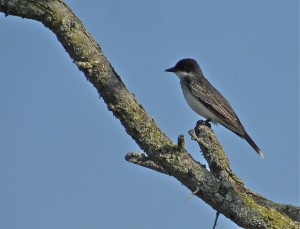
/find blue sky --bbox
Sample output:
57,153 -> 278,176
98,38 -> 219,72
1,1 -> 299,228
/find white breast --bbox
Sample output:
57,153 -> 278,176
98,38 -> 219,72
180,80 -> 226,126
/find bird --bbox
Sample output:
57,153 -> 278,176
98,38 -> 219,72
165,58 -> 264,158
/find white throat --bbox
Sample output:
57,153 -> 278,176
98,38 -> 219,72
175,71 -> 190,79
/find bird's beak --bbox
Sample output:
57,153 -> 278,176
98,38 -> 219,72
165,67 -> 176,72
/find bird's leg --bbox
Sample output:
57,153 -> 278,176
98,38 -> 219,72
204,118 -> 212,125
197,118 -> 212,128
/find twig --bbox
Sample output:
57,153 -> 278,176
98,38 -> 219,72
212,211 -> 220,229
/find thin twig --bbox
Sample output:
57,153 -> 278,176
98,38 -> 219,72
212,211 -> 220,229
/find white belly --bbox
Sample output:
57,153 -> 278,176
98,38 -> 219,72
180,81 -> 226,126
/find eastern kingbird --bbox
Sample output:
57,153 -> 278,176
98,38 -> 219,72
165,58 -> 264,158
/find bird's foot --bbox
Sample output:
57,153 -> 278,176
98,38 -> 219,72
196,118 -> 211,128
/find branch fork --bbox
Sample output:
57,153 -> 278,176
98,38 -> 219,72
1,1 -> 298,228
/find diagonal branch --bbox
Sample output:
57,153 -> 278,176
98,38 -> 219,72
1,1 -> 299,228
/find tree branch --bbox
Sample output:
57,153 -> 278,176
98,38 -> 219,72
188,121 -> 300,224
125,152 -> 169,175
1,1 -> 299,228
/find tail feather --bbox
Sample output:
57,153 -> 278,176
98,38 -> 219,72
244,132 -> 264,159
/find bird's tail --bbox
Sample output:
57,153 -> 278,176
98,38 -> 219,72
244,132 -> 264,159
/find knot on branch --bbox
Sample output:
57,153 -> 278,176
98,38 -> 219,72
177,134 -> 185,151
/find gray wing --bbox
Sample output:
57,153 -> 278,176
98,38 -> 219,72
186,77 -> 246,136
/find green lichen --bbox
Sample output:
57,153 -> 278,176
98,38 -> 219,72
240,192 -> 299,229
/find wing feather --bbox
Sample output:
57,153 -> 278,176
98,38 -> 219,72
186,77 -> 245,136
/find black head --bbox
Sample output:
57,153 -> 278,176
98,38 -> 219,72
165,58 -> 201,73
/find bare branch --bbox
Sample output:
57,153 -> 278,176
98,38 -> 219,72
1,1 -> 299,228
189,121 -> 232,180
125,152 -> 168,174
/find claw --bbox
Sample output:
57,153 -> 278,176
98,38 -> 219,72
197,118 -> 211,128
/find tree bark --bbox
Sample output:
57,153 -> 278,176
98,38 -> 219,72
1,1 -> 299,228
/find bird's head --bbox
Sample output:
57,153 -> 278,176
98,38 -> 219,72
165,58 -> 201,78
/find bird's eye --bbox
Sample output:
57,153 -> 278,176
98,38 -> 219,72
184,66 -> 191,73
